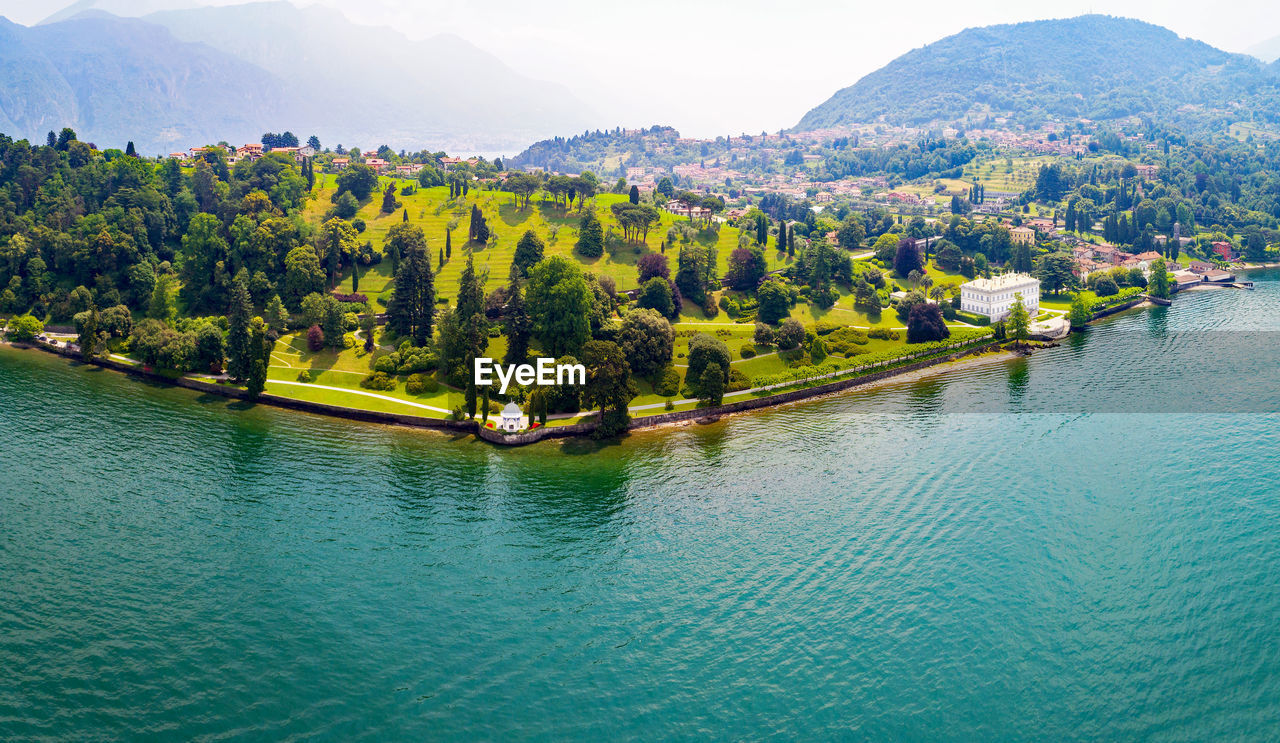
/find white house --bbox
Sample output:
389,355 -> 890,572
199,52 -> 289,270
498,402 -> 527,433
960,273 -> 1040,321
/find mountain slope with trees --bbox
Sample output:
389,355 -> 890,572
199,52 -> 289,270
0,13 -> 302,154
795,15 -> 1280,135
0,1 -> 596,154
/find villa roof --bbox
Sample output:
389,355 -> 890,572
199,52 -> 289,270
962,273 -> 1040,292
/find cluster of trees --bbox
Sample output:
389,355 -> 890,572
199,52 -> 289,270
260,132 -> 301,150
609,202 -> 661,243
467,205 -> 491,244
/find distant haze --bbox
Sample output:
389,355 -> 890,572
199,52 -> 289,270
2,0 -> 1280,138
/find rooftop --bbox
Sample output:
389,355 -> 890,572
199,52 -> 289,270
962,273 -> 1040,292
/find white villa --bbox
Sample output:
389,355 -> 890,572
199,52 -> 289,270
498,402 -> 527,433
959,273 -> 1040,321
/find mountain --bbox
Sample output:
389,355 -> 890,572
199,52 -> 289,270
0,13 -> 302,153
140,1 -> 596,153
1247,35 -> 1280,63
2,1 -> 597,155
795,15 -> 1280,135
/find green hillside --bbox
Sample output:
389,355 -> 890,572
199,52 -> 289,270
795,15 -> 1280,135
306,175 -> 780,307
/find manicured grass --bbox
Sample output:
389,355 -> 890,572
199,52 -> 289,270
307,174 -> 786,303
266,330 -> 464,415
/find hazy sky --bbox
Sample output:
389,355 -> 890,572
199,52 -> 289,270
3,0 -> 1279,137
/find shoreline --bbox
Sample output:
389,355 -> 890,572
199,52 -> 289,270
637,347 -> 1017,433
5,336 -> 1003,445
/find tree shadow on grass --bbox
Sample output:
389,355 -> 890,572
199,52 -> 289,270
497,201 -> 533,227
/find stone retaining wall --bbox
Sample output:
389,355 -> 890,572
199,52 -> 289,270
15,338 -> 999,446
19,341 -> 476,434
625,341 -> 1000,432
1089,296 -> 1145,321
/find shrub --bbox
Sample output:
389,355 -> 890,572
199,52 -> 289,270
332,292 -> 368,304
296,370 -> 312,383
359,371 -> 396,390
654,365 -> 682,397
664,399 -> 675,411
813,321 -> 841,335
727,368 -> 751,392
868,327 -> 900,341
740,344 -> 756,359
374,354 -> 397,373
405,373 -> 439,395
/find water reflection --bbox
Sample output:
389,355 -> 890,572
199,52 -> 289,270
1006,357 -> 1030,402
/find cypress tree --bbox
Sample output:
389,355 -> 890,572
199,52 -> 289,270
445,229 -> 452,259
245,318 -> 270,399
456,254 -> 485,324
504,269 -> 531,366
125,141 -> 136,157
352,260 -> 360,294
226,270 -> 253,382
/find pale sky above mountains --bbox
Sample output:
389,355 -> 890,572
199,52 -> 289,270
3,0 -> 1279,138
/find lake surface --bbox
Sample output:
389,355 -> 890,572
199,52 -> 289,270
4,272 -> 1280,740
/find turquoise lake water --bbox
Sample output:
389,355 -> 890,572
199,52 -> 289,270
3,272 -> 1280,740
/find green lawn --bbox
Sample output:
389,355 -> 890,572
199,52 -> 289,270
308,174 -> 787,305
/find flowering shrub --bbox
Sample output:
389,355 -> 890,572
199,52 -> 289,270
333,293 -> 368,304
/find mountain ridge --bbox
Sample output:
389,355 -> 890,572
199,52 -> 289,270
794,15 -> 1280,135
2,2 -> 598,154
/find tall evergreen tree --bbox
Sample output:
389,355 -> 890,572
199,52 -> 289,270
226,270 -> 253,382
456,254 -> 485,325
385,227 -> 436,346
245,317 -> 270,399
504,269 -> 531,366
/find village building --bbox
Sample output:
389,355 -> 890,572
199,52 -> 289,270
1172,271 -> 1203,291
959,273 -> 1041,320
1010,225 -> 1035,246
1211,241 -> 1237,261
